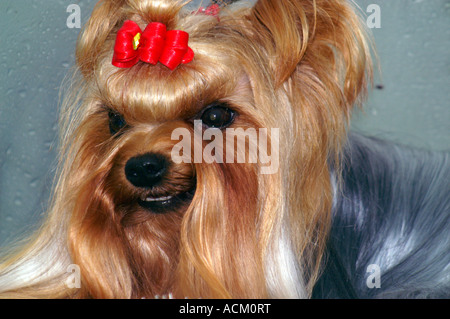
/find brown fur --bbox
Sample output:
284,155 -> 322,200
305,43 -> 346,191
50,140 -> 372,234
0,0 -> 371,298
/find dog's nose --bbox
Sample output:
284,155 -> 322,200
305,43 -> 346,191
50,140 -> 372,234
125,153 -> 168,188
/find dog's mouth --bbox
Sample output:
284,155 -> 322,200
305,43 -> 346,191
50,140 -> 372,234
137,187 -> 195,214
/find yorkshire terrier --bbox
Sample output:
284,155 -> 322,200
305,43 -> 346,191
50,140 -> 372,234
0,0 -> 448,299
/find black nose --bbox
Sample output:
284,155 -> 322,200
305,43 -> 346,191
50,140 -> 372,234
125,153 -> 168,188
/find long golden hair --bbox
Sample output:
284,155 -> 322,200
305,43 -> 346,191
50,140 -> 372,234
0,0 -> 371,298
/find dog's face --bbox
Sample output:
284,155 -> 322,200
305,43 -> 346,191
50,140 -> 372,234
100,65 -> 257,218
60,0 -> 371,298
70,18 -> 268,297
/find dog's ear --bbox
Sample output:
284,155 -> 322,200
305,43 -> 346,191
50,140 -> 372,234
247,0 -> 372,109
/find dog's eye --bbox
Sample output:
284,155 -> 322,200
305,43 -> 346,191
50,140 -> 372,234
108,110 -> 127,135
200,104 -> 236,129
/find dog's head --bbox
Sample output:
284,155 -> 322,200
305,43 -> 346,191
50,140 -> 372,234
59,0 -> 371,298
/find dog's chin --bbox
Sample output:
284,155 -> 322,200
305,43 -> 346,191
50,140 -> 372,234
137,187 -> 196,214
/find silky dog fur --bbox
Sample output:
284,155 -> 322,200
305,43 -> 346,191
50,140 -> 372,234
0,0 -> 448,299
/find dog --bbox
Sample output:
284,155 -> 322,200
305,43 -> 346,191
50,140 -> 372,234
0,0 -> 448,299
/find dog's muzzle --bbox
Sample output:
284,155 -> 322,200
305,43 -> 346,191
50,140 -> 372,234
125,153 -> 195,214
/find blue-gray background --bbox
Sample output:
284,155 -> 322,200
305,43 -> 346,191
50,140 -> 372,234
0,0 -> 449,246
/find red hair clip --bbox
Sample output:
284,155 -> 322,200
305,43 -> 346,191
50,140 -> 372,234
112,20 -> 194,70
195,4 -> 220,19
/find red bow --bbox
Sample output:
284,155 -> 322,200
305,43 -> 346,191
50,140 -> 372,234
112,20 -> 194,70
195,4 -> 220,18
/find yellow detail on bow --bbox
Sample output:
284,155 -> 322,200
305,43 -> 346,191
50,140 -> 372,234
133,33 -> 141,50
